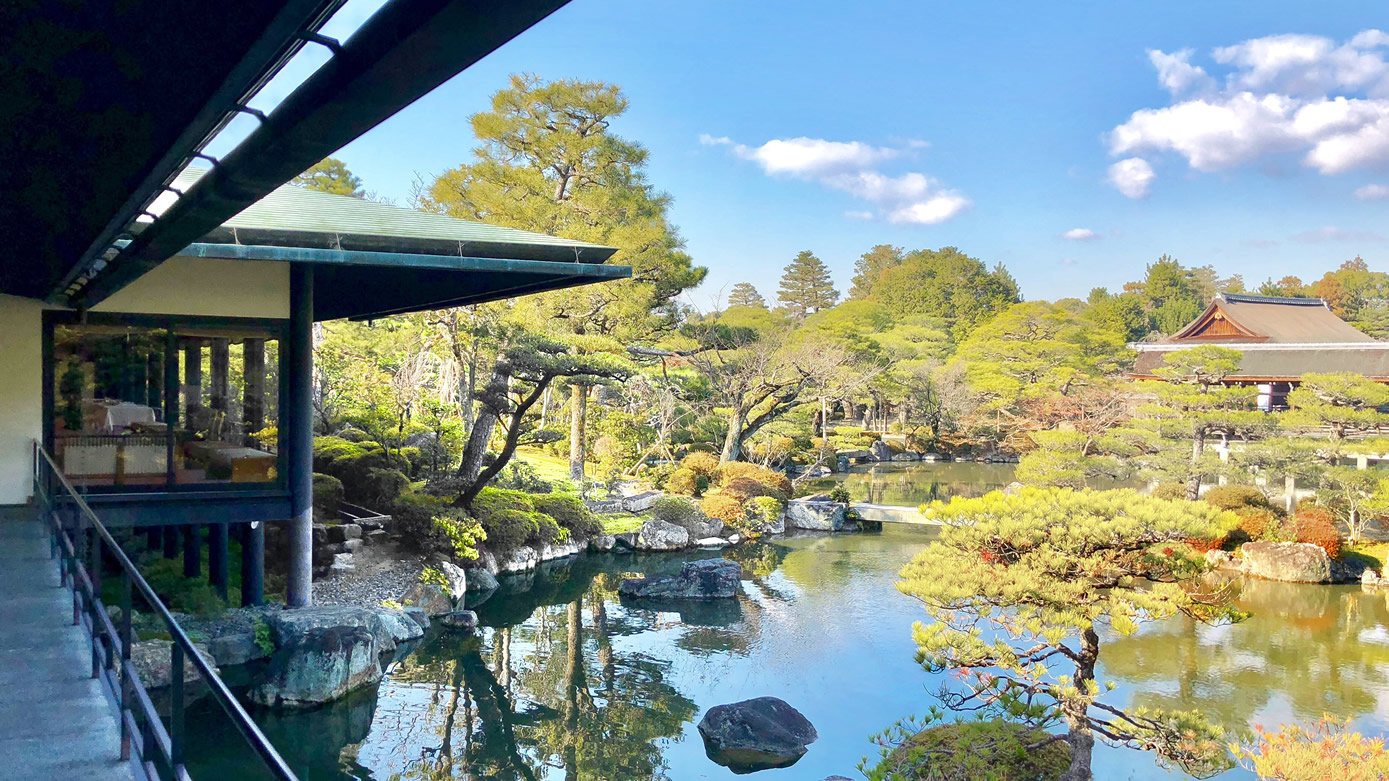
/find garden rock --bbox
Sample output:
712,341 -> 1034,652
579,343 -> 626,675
869,440 -> 892,462
592,534 -> 617,552
697,696 -> 818,772
696,537 -> 731,548
620,559 -> 742,600
438,561 -> 469,602
250,625 -> 380,707
403,606 -> 430,630
326,524 -> 362,544
130,640 -> 216,691
622,491 -> 663,513
1241,541 -> 1332,583
400,582 -> 452,617
497,546 -> 540,573
364,529 -> 390,546
637,519 -> 690,551
465,567 -> 499,592
440,610 -> 478,632
207,632 -> 269,668
688,517 -> 726,539
785,496 -> 846,531
890,452 -> 919,462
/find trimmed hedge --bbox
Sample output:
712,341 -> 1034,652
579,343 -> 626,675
1203,485 -> 1270,512
312,473 -> 344,515
1291,506 -> 1342,559
715,461 -> 793,497
680,452 -> 720,479
700,493 -> 745,526
666,468 -> 702,496
531,494 -> 602,539
650,496 -> 704,530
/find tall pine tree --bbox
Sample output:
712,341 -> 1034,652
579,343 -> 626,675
777,250 -> 839,319
292,157 -> 364,197
727,282 -> 766,309
849,244 -> 904,299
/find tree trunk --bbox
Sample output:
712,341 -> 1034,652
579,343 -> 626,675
721,406 -> 747,463
455,352 -> 510,482
540,385 -> 553,430
1059,628 -> 1100,781
1184,428 -> 1206,501
569,384 -> 587,481
461,344 -> 477,436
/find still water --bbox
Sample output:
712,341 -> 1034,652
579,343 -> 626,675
186,468 -> 1389,780
804,461 -> 1018,505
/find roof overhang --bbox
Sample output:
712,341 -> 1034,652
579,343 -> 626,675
183,243 -> 632,321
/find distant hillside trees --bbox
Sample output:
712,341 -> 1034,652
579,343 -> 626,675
860,246 -> 1020,340
727,282 -> 766,309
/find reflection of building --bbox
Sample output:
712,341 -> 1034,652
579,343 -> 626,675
1131,293 -> 1389,410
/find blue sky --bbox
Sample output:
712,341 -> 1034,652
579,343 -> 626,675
233,0 -> 1389,305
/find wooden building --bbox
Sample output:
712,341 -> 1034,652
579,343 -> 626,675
1132,293 -> 1389,409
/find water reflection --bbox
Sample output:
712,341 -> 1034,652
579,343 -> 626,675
805,462 -> 1018,505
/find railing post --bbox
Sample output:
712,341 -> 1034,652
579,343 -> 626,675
119,570 -> 132,761
170,642 -> 185,773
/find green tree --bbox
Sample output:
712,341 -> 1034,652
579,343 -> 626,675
292,157 -> 365,197
883,487 -> 1241,781
727,282 -> 766,309
868,247 -> 1020,339
776,250 -> 839,319
1085,288 -> 1150,343
1141,346 -> 1270,500
1312,257 -> 1389,339
1317,467 -> 1385,545
1139,255 -> 1206,335
1284,372 -> 1389,445
424,75 -> 705,481
849,244 -> 905,299
1256,275 -> 1310,298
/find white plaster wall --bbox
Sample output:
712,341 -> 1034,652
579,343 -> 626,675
93,257 -> 290,319
0,295 -> 44,504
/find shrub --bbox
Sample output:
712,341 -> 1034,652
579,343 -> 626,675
700,493 -> 745,526
1151,483 -> 1187,501
533,512 -> 568,545
1291,506 -> 1342,559
434,511 -> 486,561
470,488 -> 548,553
364,468 -> 410,507
829,484 -> 851,504
494,459 -> 554,494
313,473 -> 344,515
721,476 -> 787,503
650,496 -> 706,533
680,451 -> 720,479
1233,507 -> 1281,542
666,468 -> 701,496
1202,485 -> 1270,512
531,494 -> 602,540
715,461 -> 793,497
1234,716 -> 1389,780
391,493 -> 451,551
866,720 -> 1071,781
738,496 -> 784,538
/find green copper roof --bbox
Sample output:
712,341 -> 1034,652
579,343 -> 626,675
172,167 -> 616,264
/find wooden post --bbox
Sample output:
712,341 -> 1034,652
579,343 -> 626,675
209,338 -> 231,440
243,338 -> 266,446
241,522 -> 264,607
183,338 -> 203,424
161,525 -> 178,559
208,523 -> 228,601
182,525 -> 200,578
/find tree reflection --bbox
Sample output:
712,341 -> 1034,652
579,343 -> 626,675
386,558 -> 699,780
1102,579 -> 1389,730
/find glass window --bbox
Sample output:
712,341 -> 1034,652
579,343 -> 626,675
51,319 -> 281,490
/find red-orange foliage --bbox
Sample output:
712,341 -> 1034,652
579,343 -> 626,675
1291,506 -> 1343,560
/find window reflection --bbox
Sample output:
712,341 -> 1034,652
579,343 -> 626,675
52,321 -> 281,490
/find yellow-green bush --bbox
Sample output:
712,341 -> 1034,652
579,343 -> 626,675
666,468 -> 703,496
700,493 -> 745,526
680,451 -> 721,479
1202,485 -> 1270,512
715,461 -> 792,497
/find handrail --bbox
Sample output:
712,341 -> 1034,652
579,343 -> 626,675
32,440 -> 297,781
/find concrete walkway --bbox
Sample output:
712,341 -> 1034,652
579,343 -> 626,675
0,508 -> 136,781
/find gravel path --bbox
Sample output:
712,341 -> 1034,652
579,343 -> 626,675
312,543 -> 429,608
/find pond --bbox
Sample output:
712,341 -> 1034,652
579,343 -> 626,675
803,461 -> 1019,505
183,467 -> 1389,780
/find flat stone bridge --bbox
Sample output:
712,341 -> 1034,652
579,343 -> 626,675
851,503 -> 938,525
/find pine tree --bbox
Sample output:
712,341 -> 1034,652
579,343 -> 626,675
292,157 -> 364,198
849,244 -> 904,299
727,282 -> 766,309
776,250 -> 839,319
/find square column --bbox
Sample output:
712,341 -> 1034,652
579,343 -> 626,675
286,265 -> 314,607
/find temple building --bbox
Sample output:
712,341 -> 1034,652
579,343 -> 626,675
1131,293 -> 1389,409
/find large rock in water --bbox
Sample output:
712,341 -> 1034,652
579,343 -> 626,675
619,559 -> 743,600
1241,541 -> 1332,583
637,519 -> 690,551
869,440 -> 892,462
785,495 -> 846,531
399,582 -> 452,617
250,606 -> 424,707
438,561 -> 469,602
698,696 -> 818,773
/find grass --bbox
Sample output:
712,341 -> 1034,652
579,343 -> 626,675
1344,541 -> 1389,571
512,447 -> 580,492
599,514 -> 646,534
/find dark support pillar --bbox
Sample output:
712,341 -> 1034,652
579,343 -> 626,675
147,350 -> 162,411
182,525 -> 200,578
164,331 -> 179,486
243,338 -> 266,445
162,525 -> 178,559
146,526 -> 161,550
184,339 -> 203,426
241,522 -> 264,607
208,523 -> 229,601
286,265 -> 314,608
209,338 -> 231,440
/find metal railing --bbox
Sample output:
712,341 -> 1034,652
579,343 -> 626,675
31,441 -> 297,781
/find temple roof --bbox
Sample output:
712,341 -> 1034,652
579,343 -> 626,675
1164,293 -> 1375,344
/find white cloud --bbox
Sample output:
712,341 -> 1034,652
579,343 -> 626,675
1148,49 -> 1215,95
1062,228 -> 1099,241
1108,158 -> 1155,198
1355,183 -> 1389,199
699,134 -> 732,146
1289,226 -> 1385,243
730,137 -> 900,176
1108,30 -> 1389,193
707,134 -> 968,224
